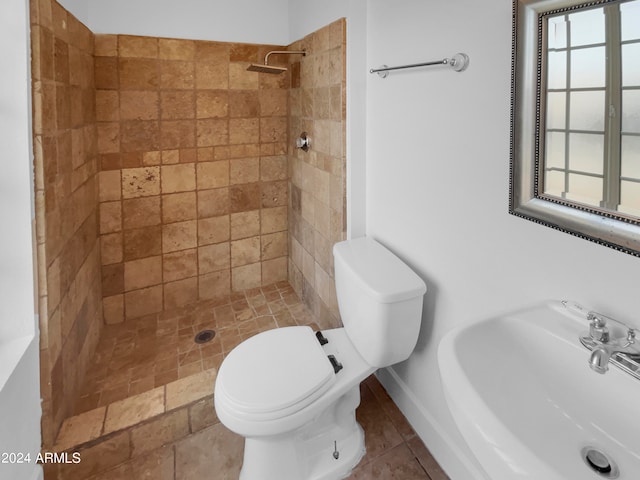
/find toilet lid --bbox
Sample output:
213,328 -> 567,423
217,326 -> 335,418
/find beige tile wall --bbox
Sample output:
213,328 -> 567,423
29,0 -> 346,445
288,19 -> 346,329
30,0 -> 103,447
95,35 -> 290,322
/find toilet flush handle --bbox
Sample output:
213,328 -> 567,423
327,355 -> 343,374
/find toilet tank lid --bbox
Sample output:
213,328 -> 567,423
333,237 -> 427,303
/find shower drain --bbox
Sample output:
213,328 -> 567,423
194,329 -> 216,344
581,446 -> 619,478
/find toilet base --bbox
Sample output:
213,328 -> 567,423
239,386 -> 366,480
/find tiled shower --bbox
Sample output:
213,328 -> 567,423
31,0 -> 346,449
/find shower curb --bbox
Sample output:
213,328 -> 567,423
45,394 -> 217,480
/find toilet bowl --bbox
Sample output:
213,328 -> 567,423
214,237 -> 427,480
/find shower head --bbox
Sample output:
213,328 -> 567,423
246,50 -> 306,74
246,63 -> 288,74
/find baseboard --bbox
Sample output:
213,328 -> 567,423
375,367 -> 488,480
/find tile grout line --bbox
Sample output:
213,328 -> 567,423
173,443 -> 177,480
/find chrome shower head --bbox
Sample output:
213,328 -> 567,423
246,50 -> 306,74
246,63 -> 288,74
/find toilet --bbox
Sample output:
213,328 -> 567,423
214,236 -> 427,480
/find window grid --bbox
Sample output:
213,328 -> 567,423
542,3 -> 640,212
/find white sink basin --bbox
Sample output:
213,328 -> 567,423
438,300 -> 640,480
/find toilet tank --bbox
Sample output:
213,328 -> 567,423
333,237 -> 427,368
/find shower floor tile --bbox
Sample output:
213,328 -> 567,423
75,282 -> 317,415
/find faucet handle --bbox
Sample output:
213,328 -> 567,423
588,312 -> 606,327
627,328 -> 636,343
588,312 -> 610,343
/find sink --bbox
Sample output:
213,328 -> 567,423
438,300 -> 640,480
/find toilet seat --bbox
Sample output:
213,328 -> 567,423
216,326 -> 336,422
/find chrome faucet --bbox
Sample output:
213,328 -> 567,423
588,345 -> 613,374
587,312 -> 609,343
587,329 -> 636,374
580,310 -> 640,379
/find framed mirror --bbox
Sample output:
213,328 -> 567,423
510,0 -> 640,256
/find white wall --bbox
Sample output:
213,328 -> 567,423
0,0 -> 43,478
56,0 -> 89,25
0,0 -> 36,346
366,0 -> 640,478
288,0 -> 347,43
69,0 -> 290,45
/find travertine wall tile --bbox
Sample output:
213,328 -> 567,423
197,188 -> 229,218
162,191 -> 197,223
99,201 -> 122,234
162,220 -> 198,253
31,0 -> 102,446
230,210 -> 260,240
123,225 -> 162,260
231,236 -> 261,267
197,161 -> 229,189
197,216 -> 230,246
120,91 -> 159,121
161,164 -> 196,193
261,156 -> 287,181
198,243 -> 230,274
288,19 -> 346,329
199,270 -> 230,299
230,183 -> 261,212
122,196 -> 161,228
119,58 -> 159,89
230,157 -> 259,185
125,284 -> 163,319
119,35 -> 158,58
261,206 -> 288,234
94,33 -> 295,319
262,231 -> 287,260
159,38 -> 196,61
262,256 -> 288,284
231,263 -> 261,290
164,277 -> 198,309
121,166 -> 160,198
163,248 -> 198,282
124,255 -> 162,291
101,232 -> 123,265
102,294 -> 124,324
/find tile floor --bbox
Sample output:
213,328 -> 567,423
52,282 -> 449,480
76,282 -> 315,414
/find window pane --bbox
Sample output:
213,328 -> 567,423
621,0 -> 640,42
622,43 -> 640,87
569,8 -> 605,46
547,51 -> 566,89
567,173 -> 602,207
548,15 -> 568,49
544,170 -> 565,197
569,133 -> 604,174
545,131 -> 566,168
546,92 -> 566,129
622,90 -> 640,133
571,46 -> 605,88
621,135 -> 640,178
570,91 -> 605,131
620,180 -> 640,215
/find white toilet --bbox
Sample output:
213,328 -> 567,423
214,236 -> 427,480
